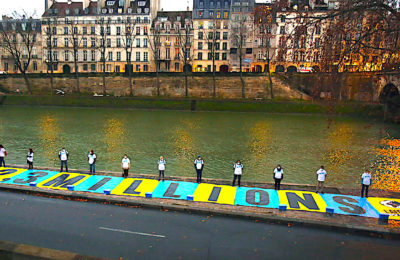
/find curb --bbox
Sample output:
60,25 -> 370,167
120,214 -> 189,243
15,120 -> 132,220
0,240 -> 105,260
0,183 -> 399,240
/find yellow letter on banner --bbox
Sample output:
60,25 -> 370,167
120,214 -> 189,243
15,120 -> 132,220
37,173 -> 90,190
0,167 -> 28,181
111,178 -> 159,197
367,197 -> 400,220
278,190 -> 327,212
193,183 -> 237,205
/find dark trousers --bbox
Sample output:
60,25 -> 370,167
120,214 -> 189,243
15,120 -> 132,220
89,164 -> 95,174
232,174 -> 241,187
122,169 -> 129,178
158,170 -> 165,181
274,178 -> 282,190
27,161 -> 33,170
361,184 -> 370,198
196,169 -> 203,183
0,157 -> 5,167
60,160 -> 68,172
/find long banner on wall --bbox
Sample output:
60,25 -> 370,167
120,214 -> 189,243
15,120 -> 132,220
1,167 -> 399,220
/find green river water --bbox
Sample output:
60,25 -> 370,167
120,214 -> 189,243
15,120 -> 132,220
1,106 -> 399,188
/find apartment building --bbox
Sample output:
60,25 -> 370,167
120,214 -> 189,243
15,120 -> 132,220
192,0 -> 231,72
41,0 -> 160,73
0,17 -> 43,73
152,11 -> 193,72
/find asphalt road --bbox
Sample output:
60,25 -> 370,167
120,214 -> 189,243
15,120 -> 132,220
0,191 -> 399,260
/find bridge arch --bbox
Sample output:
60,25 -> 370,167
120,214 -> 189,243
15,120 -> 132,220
379,83 -> 399,103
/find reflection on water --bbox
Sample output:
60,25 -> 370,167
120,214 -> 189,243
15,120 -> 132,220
39,115 -> 59,167
374,138 -> 400,192
1,106 -> 399,188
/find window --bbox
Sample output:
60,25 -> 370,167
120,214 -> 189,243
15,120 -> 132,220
175,63 -> 179,71
91,27 -> 95,35
64,50 -> 69,61
144,65 -> 148,71
217,11 -> 221,18
208,52 -> 212,60
117,27 -> 121,35
91,64 -> 96,72
83,64 -> 88,71
33,61 -> 37,71
208,32 -> 213,39
53,38 -> 58,47
83,38 -> 87,48
107,64 -> 111,72
224,12 -> 228,19
198,52 -> 203,60
315,26 -> 321,35
222,42 -> 227,50
64,38 -> 69,47
136,65 -> 141,71
208,42 -> 212,50
144,27 -> 148,35
4,62 -> 8,71
300,52 -> 305,62
106,26 -> 111,35
91,38 -> 96,47
136,52 -> 140,61
83,50 -> 88,61
280,26 -> 285,34
223,32 -> 228,40
216,32 -> 220,40
52,27 -> 57,35
91,50 -> 96,61
108,51 -> 113,61
143,38 -> 148,47
64,27 -> 68,35
83,27 -> 87,34
73,27 -> 78,34
166,49 -> 170,59
280,15 -> 285,23
127,52 -> 131,61
136,38 -> 140,47
115,65 -> 120,72
198,42 -> 203,50
117,38 -> 121,47
107,39 -> 111,47
136,27 -> 141,35
144,52 -> 148,61
198,32 -> 203,40
215,43 -> 220,50
222,53 -> 227,60
116,52 -> 121,61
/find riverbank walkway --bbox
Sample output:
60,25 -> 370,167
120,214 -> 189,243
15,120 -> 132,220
1,166 -> 399,237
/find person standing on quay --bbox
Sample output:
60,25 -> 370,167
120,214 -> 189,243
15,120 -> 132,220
0,145 -> 7,167
361,169 -> 372,198
194,155 -> 204,183
316,166 -> 327,193
27,148 -> 34,170
88,150 -> 97,174
121,154 -> 130,178
232,160 -> 244,187
273,165 -> 284,190
158,156 -> 166,181
59,148 -> 69,172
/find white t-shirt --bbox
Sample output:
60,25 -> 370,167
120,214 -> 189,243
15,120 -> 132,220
27,152 -> 34,163
194,159 -> 204,170
317,169 -> 327,182
362,172 -> 371,185
274,168 -> 283,179
88,153 -> 97,164
59,150 -> 68,161
122,158 -> 130,169
158,159 -> 166,171
234,163 -> 243,175
0,148 -> 6,157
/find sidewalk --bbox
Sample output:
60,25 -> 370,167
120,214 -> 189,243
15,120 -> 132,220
1,164 -> 400,239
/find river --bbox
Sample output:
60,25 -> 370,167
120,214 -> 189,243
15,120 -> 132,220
1,106 -> 399,188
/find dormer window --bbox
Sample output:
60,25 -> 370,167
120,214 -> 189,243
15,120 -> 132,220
66,9 -> 70,15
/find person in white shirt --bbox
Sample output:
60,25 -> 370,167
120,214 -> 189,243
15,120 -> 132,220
194,155 -> 204,183
88,150 -> 97,174
361,169 -> 372,198
121,154 -> 131,178
158,156 -> 166,181
59,148 -> 69,172
0,144 -> 7,167
232,160 -> 244,187
273,165 -> 284,190
27,148 -> 34,170
316,166 -> 327,193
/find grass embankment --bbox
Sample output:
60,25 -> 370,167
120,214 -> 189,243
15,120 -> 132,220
1,95 -> 384,117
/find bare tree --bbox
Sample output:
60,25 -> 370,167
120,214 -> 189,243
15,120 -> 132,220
202,17 -> 218,98
98,20 -> 108,96
148,24 -> 161,96
67,18 -> 83,93
0,12 -> 38,94
254,4 -> 276,99
176,18 -> 194,97
121,18 -> 137,96
43,17 -> 55,95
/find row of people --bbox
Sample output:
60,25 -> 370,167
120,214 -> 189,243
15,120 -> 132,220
0,145 -> 372,198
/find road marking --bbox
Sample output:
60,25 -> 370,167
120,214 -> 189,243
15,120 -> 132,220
98,227 -> 166,238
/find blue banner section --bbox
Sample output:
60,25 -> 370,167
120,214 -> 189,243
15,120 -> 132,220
152,181 -> 198,200
321,194 -> 379,218
1,170 -> 58,186
235,187 -> 280,209
75,175 -> 124,193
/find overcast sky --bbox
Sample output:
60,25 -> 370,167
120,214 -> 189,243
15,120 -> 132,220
0,0 -> 194,18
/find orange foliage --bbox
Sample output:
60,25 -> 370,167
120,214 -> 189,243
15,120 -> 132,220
374,138 -> 400,192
